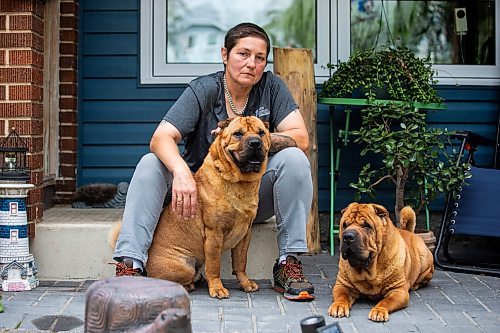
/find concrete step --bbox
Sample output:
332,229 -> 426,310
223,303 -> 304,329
30,207 -> 278,281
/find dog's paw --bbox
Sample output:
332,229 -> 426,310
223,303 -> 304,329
368,306 -> 389,322
183,283 -> 196,293
240,280 -> 259,293
209,286 -> 230,299
328,302 -> 350,318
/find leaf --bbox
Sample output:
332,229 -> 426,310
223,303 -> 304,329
386,158 -> 394,168
320,46 -> 452,209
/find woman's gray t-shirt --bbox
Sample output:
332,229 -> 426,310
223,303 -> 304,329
162,71 -> 298,172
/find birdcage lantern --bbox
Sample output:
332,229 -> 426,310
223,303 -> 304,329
0,128 -> 30,181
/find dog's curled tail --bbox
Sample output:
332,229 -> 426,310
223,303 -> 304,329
107,221 -> 122,250
399,206 -> 416,233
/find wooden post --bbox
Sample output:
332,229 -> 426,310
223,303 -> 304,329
273,47 -> 320,254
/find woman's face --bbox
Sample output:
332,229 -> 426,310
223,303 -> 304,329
222,36 -> 268,88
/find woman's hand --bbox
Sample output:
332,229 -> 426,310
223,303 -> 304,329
150,121 -> 198,220
171,166 -> 197,220
210,127 -> 222,136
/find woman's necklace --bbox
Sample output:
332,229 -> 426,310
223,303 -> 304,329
223,74 -> 249,116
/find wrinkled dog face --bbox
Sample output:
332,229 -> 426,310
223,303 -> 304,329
339,203 -> 387,269
220,117 -> 271,173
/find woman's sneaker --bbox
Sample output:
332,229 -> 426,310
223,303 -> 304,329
272,256 -> 314,301
114,260 -> 146,277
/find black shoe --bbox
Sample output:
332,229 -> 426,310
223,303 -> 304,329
113,260 -> 146,277
273,256 -> 314,301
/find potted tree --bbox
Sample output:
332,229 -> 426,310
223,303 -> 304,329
320,46 -> 470,246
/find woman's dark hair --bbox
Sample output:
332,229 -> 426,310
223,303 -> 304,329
224,22 -> 271,59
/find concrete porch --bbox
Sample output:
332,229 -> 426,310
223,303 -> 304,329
30,206 -> 278,281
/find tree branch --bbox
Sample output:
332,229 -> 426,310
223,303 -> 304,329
369,174 -> 395,189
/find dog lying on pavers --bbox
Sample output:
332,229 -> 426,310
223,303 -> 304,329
328,203 -> 434,322
109,116 -> 271,299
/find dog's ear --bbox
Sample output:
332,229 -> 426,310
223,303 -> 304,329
371,204 -> 389,220
217,118 -> 233,130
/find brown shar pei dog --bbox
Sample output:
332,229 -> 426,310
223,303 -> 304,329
109,116 -> 271,299
328,203 -> 434,322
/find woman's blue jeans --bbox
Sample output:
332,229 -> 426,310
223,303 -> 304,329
113,147 -> 313,266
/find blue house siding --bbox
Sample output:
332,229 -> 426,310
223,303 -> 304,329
79,1 -> 180,186
79,1 -> 499,212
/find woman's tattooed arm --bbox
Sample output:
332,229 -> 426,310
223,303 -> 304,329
269,133 -> 297,154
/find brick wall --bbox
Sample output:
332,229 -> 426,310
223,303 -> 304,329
0,0 -> 79,231
55,0 -> 78,204
0,0 -> 45,233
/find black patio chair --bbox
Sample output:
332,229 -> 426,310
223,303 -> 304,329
434,128 -> 500,277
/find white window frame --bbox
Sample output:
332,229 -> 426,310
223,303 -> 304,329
141,0 -> 499,86
9,202 -> 18,216
10,229 -> 19,242
140,0 -> 335,84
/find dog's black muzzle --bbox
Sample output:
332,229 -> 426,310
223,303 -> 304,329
340,228 -> 373,269
232,137 -> 266,173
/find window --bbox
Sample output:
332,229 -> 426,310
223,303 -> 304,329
10,229 -> 18,243
340,0 -> 499,85
140,0 -> 333,84
141,0 -> 498,85
9,202 -> 18,216
208,33 -> 217,46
